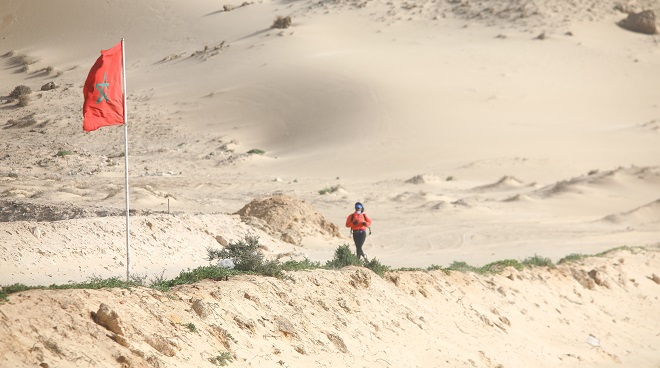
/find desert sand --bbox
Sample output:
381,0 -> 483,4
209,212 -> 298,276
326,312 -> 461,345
1,0 -> 659,366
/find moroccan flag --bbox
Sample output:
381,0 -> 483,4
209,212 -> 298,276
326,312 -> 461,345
82,41 -> 125,132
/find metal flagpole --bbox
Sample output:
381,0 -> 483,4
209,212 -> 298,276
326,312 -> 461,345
121,38 -> 131,282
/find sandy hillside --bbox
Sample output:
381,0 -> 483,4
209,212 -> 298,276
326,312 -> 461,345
1,247 -> 659,367
1,0 -> 660,365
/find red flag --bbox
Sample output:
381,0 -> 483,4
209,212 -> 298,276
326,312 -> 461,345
82,41 -> 124,132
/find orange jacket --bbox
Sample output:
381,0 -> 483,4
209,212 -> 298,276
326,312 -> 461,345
346,212 -> 371,231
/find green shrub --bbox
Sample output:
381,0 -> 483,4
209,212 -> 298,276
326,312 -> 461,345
56,150 -> 73,157
49,276 -> 141,290
1,278 -> 142,303
247,149 -> 265,155
557,253 -> 587,264
443,260 -> 523,274
364,257 -> 389,276
444,261 -> 479,273
318,185 -> 340,195
183,323 -> 198,333
208,235 -> 262,271
207,234 -> 283,277
522,255 -> 555,268
258,259 -> 284,278
209,352 -> 233,366
480,259 -> 523,273
1,283 -> 34,301
281,258 -> 322,271
151,266 -> 234,291
325,244 -> 362,269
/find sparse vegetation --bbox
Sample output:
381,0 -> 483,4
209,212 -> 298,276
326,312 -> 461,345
9,54 -> 38,73
207,234 -> 275,274
11,54 -> 38,67
247,148 -> 265,155
1,283 -> 32,301
9,85 -> 31,99
48,276 -> 143,291
325,244 -> 362,269
56,150 -> 73,157
17,94 -> 31,107
480,259 -> 524,273
364,257 -> 389,276
446,176 -> 454,181
321,244 -> 389,275
0,245 -> 646,303
8,85 -> 32,107
6,172 -> 18,179
6,115 -> 38,128
281,258 -> 322,271
442,259 -> 523,274
318,185 -> 340,195
522,255 -> 555,268
396,267 -> 426,272
272,15 -> 292,29
183,323 -> 198,333
209,352 -> 233,366
557,253 -> 588,265
444,261 -> 480,273
150,266 -> 235,291
1,277 -> 142,302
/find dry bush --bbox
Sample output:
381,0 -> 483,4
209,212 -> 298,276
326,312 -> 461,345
9,85 -> 32,99
8,85 -> 32,107
6,115 -> 37,128
11,54 -> 38,66
272,15 -> 292,29
17,94 -> 31,107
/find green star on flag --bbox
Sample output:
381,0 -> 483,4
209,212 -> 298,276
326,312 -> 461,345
95,73 -> 110,104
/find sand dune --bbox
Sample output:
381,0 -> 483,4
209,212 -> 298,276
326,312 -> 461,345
602,198 -> 660,226
471,176 -> 526,192
0,0 -> 658,266
1,0 -> 660,366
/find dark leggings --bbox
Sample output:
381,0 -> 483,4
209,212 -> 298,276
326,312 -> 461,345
352,230 -> 367,258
